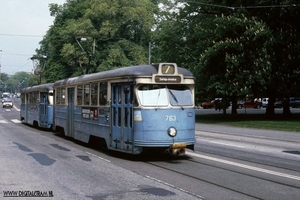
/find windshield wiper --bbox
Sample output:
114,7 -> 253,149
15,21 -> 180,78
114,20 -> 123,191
155,88 -> 161,111
168,89 -> 184,110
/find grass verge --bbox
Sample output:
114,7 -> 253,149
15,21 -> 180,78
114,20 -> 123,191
195,114 -> 300,132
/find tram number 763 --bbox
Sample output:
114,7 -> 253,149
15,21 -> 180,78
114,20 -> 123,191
166,115 -> 176,121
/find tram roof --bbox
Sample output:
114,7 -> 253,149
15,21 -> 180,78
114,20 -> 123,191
21,83 -> 54,93
53,64 -> 193,87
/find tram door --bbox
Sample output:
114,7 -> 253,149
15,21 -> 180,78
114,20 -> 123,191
111,83 -> 133,152
39,92 -> 48,126
67,88 -> 75,137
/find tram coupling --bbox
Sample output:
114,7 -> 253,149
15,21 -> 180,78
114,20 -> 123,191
167,143 -> 186,156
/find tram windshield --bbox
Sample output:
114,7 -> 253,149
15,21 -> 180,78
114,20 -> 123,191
137,84 -> 193,107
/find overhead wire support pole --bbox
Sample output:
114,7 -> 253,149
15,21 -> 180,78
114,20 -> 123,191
75,38 -> 87,54
73,34 -> 97,74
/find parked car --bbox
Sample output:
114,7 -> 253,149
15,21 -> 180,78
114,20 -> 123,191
237,101 -> 244,109
243,98 -> 262,109
2,99 -> 13,108
289,97 -> 300,108
274,99 -> 283,108
201,98 -> 222,109
262,98 -> 269,108
201,100 -> 216,109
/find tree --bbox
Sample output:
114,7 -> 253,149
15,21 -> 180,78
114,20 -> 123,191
155,0 -> 300,115
38,0 -> 158,82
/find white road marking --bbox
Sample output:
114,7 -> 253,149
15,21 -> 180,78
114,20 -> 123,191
11,119 -> 21,123
145,175 -> 204,199
14,106 -> 20,111
85,151 -> 111,163
187,151 -> 300,181
209,141 -> 244,148
0,119 -> 21,124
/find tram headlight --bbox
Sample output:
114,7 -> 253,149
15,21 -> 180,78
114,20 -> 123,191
168,127 -> 177,137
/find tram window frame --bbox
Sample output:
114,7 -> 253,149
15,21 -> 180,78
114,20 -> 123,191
84,84 -> 90,105
99,82 -> 107,105
118,85 -> 122,104
56,88 -> 61,105
34,92 -> 39,104
61,88 -> 66,104
91,83 -> 98,106
21,94 -> 25,104
29,93 -> 32,104
77,85 -> 83,105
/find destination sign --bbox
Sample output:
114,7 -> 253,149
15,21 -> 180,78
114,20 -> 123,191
155,76 -> 181,83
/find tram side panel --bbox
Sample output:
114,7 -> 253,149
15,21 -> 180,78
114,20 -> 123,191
54,105 -> 67,134
72,106 -> 109,143
55,105 -> 110,145
26,104 -> 40,126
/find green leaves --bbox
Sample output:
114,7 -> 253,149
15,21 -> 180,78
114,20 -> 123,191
39,0 -> 157,81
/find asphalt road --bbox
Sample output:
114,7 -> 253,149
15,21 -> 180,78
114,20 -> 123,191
0,107 -> 196,200
1,99 -> 300,200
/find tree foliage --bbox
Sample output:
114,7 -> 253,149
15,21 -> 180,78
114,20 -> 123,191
37,0 -> 157,82
31,0 -> 300,116
154,0 -> 300,115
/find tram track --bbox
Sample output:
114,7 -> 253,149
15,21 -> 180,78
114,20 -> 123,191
195,147 -> 300,173
143,152 -> 300,200
195,129 -> 300,145
144,158 -> 265,200
195,130 -> 300,173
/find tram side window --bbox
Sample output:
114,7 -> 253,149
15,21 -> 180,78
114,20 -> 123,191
124,85 -> 133,104
21,94 -> 25,104
56,88 -> 61,104
84,84 -> 90,105
77,85 -> 83,105
61,88 -> 66,104
25,94 -> 29,104
91,83 -> 98,106
99,82 -> 107,105
34,92 -> 39,104
29,93 -> 32,104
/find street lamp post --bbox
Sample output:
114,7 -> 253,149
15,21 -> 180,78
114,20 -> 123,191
74,34 -> 96,74
31,55 -> 47,84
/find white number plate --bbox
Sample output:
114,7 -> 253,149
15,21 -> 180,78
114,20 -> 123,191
166,115 -> 176,121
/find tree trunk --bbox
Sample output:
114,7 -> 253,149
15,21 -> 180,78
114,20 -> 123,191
231,100 -> 238,114
266,96 -> 275,115
282,97 -> 291,115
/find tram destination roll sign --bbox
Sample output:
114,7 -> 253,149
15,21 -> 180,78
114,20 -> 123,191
155,76 -> 181,83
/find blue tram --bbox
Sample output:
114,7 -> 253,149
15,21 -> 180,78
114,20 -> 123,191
20,83 -> 54,129
53,63 -> 195,155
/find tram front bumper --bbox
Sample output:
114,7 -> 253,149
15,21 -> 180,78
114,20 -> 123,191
170,143 -> 186,149
169,143 -> 186,156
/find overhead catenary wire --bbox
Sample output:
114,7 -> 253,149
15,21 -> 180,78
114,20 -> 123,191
179,1 -> 298,10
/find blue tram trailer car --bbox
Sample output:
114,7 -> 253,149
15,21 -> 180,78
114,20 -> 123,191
20,83 -> 54,129
53,63 -> 195,155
